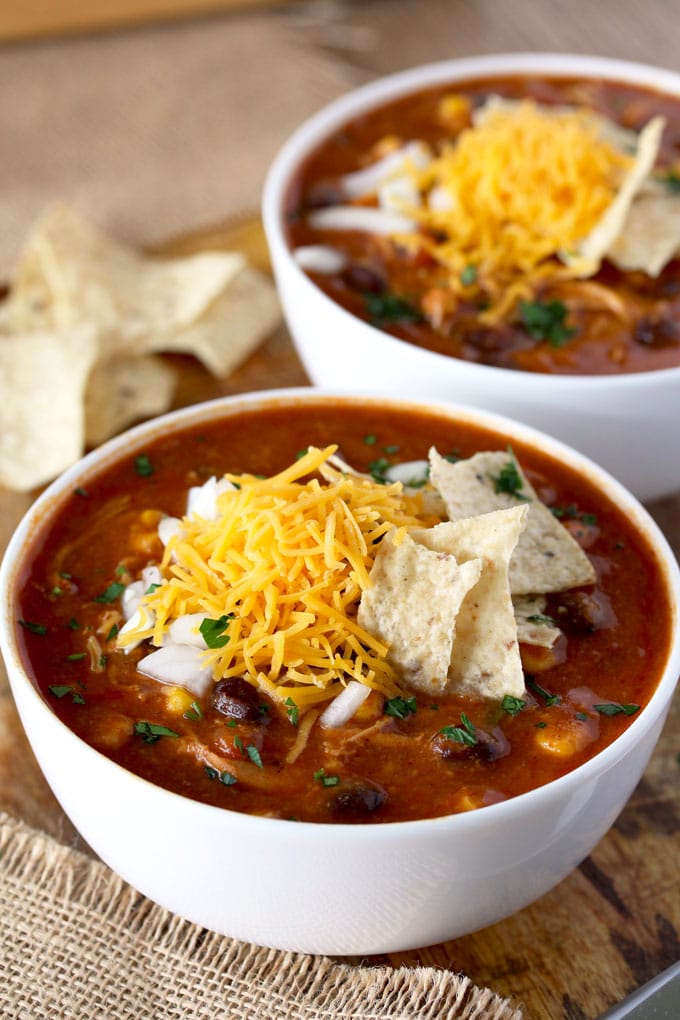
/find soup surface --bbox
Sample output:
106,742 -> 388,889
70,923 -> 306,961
14,402 -> 672,822
286,75 -> 680,375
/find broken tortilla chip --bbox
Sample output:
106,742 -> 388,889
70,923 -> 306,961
607,184 -> 680,276
513,594 -> 562,649
428,447 -> 596,595
0,326 -> 99,491
357,529 -> 482,696
84,355 -> 177,447
412,506 -> 528,701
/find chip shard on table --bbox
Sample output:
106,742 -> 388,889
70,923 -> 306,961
428,447 -> 596,594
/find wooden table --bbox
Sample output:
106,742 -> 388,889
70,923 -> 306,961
1,1 -> 680,1015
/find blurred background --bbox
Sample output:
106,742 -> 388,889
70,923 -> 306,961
1,0 -> 678,277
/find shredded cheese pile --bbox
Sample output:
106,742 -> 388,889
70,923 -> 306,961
129,446 -> 429,707
405,98 -> 633,319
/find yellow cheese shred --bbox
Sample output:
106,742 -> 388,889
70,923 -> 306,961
402,98 -> 633,320
125,445 -> 433,706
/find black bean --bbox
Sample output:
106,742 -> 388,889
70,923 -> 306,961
342,263 -> 387,294
211,678 -> 262,722
328,779 -> 386,819
634,314 -> 680,348
432,725 -> 510,763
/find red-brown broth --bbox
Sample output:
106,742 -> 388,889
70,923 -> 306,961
285,75 -> 680,375
14,403 -> 672,822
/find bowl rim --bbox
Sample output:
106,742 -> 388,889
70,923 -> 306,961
262,51 -> 680,388
1,386 -> 679,841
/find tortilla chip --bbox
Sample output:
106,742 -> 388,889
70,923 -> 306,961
0,326 -> 99,491
428,448 -> 596,595
139,263 -> 282,376
607,184 -> 680,276
85,355 -> 177,447
357,529 -> 482,695
577,115 -> 665,269
513,595 -> 562,649
412,506 -> 527,700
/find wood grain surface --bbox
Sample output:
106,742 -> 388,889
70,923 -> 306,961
0,216 -> 678,1020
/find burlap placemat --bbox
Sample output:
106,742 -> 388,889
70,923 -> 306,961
0,811 -> 524,1019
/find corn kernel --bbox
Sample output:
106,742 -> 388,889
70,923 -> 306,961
164,686 -> 196,715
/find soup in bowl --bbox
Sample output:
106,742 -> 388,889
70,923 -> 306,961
0,389 -> 678,953
263,54 -> 680,500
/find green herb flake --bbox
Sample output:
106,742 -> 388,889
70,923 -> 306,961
440,712 -> 477,746
527,613 -> 555,626
99,654 -> 108,668
74,487 -> 89,498
575,712 -> 588,721
134,454 -> 155,478
145,583 -> 161,595
68,618 -> 81,631
581,513 -> 598,526
246,745 -> 264,769
313,768 -> 340,788
593,703 -> 640,717
48,685 -> 73,699
66,652 -> 87,662
285,697 -> 299,727
134,721 -> 180,745
383,444 -> 400,455
519,299 -> 576,348
363,434 -> 377,446
94,582 -> 126,604
234,735 -> 244,752
205,765 -> 237,786
384,696 -> 417,720
491,450 -> 528,501
368,457 -> 391,483
51,586 -> 63,597
115,564 -> 128,578
365,292 -> 421,327
460,264 -> 477,286
59,572 -> 72,580
199,614 -> 233,649
72,692 -> 86,705
19,619 -> 47,636
527,678 -> 561,707
501,695 -> 526,717
183,700 -> 203,721
105,623 -> 119,642
535,721 -> 547,729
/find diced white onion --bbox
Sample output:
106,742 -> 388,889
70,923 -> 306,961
168,613 -> 208,649
142,565 -> 162,589
319,680 -> 372,729
378,175 -> 421,212
428,184 -> 454,212
186,476 -> 236,521
339,141 -> 431,199
308,205 -> 417,237
293,244 -> 347,274
137,643 -> 213,697
384,459 -> 429,488
118,605 -> 156,653
121,580 -> 145,620
158,515 -> 182,547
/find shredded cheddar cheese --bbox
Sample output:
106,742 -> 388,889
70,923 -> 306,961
121,446 -> 432,706
402,98 -> 634,319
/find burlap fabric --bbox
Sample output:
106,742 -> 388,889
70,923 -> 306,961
0,811 -> 524,1019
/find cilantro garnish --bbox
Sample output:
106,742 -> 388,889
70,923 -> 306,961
49,685 -> 73,698
491,450 -> 528,501
199,614 -> 233,649
384,696 -> 417,720
519,299 -> 576,347
134,721 -> 179,744
285,697 -> 299,727
68,618 -> 81,631
66,652 -> 87,662
145,583 -> 161,595
105,623 -> 119,642
527,613 -> 555,626
363,434 -> 377,446
313,768 -> 340,787
658,170 -> 680,193
134,454 -> 155,477
51,586 -> 63,597
575,712 -> 588,721
593,703 -> 640,717
440,713 -> 477,746
460,264 -> 477,286
527,678 -> 561,707
501,695 -> 526,717
183,701 -> 203,721
205,765 -> 237,786
367,458 -> 392,483
94,582 -> 125,604
365,292 -> 421,327
246,745 -> 264,769
19,619 -> 47,636
74,487 -> 89,498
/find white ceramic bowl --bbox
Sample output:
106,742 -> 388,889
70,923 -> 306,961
263,53 -> 680,502
1,389 -> 679,955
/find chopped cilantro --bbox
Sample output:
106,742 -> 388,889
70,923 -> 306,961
491,450 -> 528,501
66,652 -> 87,662
183,701 -> 203,721
48,685 -> 73,698
365,292 -> 421,327
145,583 -> 161,595
115,564 -> 128,577
105,623 -> 119,642
246,745 -> 264,769
59,571 -> 72,580
460,264 -> 477,286
72,691 -> 86,705
367,457 -> 391,483
74,487 -> 89,498
384,696 -> 417,720
199,614 -> 233,649
501,695 -> 526,717
51,586 -> 63,597
519,299 -> 576,347
134,721 -> 179,744
581,513 -> 598,526
383,444 -> 400,455
527,678 -> 560,707
285,697 -> 299,727
99,654 -> 108,668
295,448 -> 309,460
527,613 -> 555,626
535,721 -> 547,729
440,713 -> 477,746
593,703 -> 640,717
68,618 -> 81,631
134,454 -> 155,477
19,619 -> 47,636
575,712 -> 588,721
205,765 -> 237,786
313,768 -> 340,787
363,434 -> 377,446
94,582 -> 125,604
